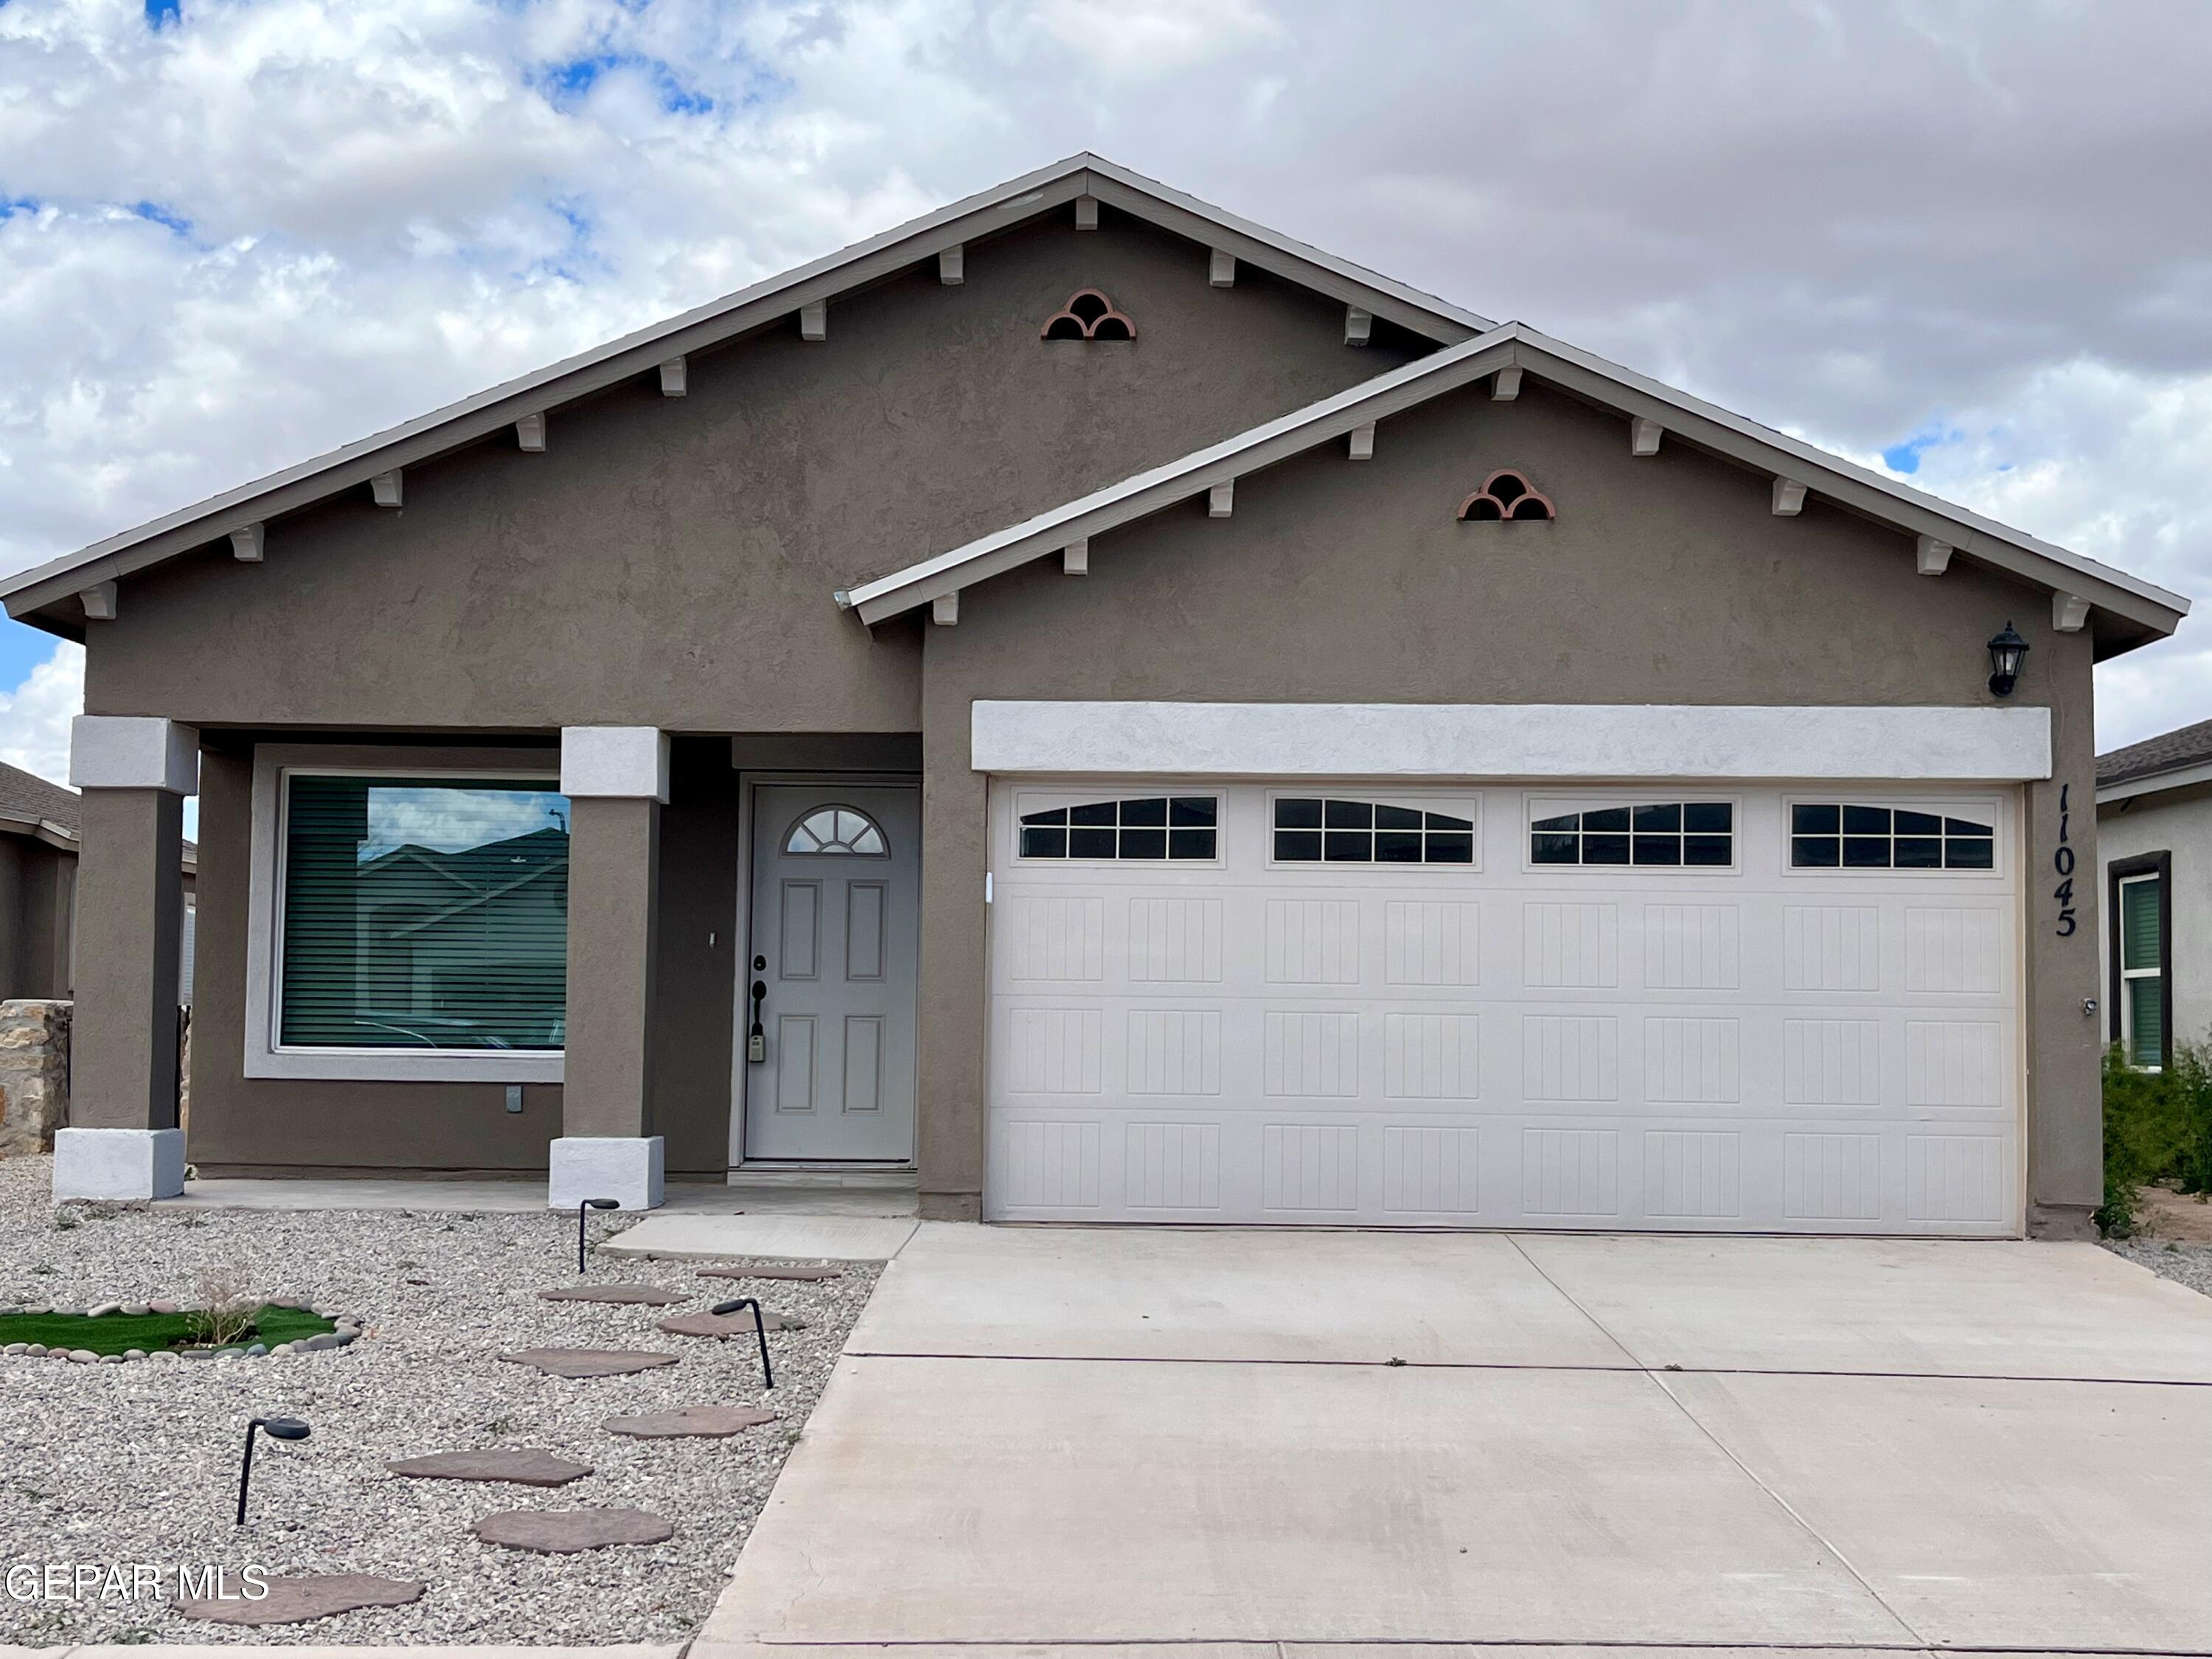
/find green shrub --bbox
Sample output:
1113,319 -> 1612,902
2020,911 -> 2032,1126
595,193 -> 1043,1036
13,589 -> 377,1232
2100,1038 -> 2212,1235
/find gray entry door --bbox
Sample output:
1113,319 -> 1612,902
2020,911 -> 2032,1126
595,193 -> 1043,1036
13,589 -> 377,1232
743,784 -> 919,1161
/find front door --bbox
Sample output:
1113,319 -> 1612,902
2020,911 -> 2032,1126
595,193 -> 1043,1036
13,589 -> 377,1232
742,784 -> 919,1161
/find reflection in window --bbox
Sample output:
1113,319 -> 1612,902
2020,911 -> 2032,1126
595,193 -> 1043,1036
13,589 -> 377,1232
1021,797 -> 1217,860
786,807 -> 887,857
280,776 -> 569,1051
1788,804 -> 1992,870
1531,803 -> 1733,867
1273,799 -> 1474,864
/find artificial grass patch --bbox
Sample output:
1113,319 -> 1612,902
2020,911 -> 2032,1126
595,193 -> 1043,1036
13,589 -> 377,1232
0,1304 -> 335,1356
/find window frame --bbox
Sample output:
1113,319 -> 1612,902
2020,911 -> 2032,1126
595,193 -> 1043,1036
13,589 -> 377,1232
784,804 -> 890,858
1012,790 -> 1225,866
2109,851 -> 2172,1071
1263,789 -> 1484,872
1520,793 -> 1739,874
1781,794 -> 2005,877
245,746 -> 568,1082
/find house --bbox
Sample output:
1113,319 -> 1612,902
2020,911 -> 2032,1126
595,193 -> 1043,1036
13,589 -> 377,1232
1,155 -> 2186,1235
2095,717 -> 2212,1067
0,759 -> 195,1004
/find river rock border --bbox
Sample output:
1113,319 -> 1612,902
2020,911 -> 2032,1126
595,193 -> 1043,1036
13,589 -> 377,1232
0,1294 -> 363,1363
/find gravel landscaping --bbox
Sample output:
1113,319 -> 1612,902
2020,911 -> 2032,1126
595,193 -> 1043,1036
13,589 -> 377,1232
0,1152 -> 878,1646
2105,1236 -> 2212,1300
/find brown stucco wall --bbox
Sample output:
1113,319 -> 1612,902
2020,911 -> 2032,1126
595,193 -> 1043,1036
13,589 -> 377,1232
81,210 -> 1418,731
914,377 -> 2102,1229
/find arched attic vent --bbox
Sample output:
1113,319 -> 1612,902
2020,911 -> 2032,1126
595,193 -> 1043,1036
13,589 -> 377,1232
1457,468 -> 1555,522
1042,288 -> 1136,341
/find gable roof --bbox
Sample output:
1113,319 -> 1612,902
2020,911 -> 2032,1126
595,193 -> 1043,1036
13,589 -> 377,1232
2097,715 -> 2212,801
0,156 -> 1488,634
845,321 -> 2190,655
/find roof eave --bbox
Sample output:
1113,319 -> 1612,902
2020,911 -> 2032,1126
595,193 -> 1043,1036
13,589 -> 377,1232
2097,757 -> 2212,804
1,154 -> 1493,628
853,323 -> 2191,644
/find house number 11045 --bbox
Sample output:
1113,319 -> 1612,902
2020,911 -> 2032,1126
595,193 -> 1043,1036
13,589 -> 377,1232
2053,782 -> 2077,936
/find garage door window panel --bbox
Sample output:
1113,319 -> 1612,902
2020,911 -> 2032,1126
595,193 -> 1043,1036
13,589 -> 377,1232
1270,796 -> 1476,866
1790,802 -> 1997,872
1020,796 -> 1217,861
1530,801 -> 1733,869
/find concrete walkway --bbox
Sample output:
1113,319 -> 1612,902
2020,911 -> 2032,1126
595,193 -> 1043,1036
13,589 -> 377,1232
700,1225 -> 2212,1656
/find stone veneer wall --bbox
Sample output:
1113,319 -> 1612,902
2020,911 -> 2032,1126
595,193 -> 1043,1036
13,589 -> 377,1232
0,999 -> 72,1157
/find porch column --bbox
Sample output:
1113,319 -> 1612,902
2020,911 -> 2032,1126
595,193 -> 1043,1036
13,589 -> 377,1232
550,726 -> 668,1210
53,716 -> 195,1200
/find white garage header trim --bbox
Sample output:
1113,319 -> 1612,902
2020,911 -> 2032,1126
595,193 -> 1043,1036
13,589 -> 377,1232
971,702 -> 2053,782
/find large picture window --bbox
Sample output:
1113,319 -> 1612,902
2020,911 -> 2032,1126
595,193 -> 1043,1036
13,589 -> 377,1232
278,776 -> 570,1052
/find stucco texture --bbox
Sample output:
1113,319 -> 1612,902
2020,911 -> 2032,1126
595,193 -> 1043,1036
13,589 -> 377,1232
82,210 -> 1416,731
917,377 -> 2101,1226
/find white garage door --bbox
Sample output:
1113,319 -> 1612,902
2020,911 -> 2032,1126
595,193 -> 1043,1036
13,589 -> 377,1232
986,782 -> 2022,1235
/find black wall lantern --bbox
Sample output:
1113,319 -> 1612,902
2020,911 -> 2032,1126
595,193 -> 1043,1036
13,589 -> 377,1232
1987,622 -> 2028,698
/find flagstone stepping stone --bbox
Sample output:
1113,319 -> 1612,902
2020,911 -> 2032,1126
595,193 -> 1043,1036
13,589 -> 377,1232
386,1448 -> 593,1486
538,1284 -> 684,1305
498,1347 -> 679,1378
698,1263 -> 843,1282
470,1506 -> 675,1554
658,1308 -> 803,1338
602,1405 -> 777,1439
178,1573 -> 423,1626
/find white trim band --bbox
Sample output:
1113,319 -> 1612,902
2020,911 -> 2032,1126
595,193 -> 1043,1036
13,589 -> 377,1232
560,727 -> 671,801
70,716 -> 198,794
972,702 -> 2054,782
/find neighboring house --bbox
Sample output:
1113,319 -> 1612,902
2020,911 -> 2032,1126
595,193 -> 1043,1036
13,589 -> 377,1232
1,155 -> 2188,1237
0,759 -> 195,1004
2095,718 -> 2212,1068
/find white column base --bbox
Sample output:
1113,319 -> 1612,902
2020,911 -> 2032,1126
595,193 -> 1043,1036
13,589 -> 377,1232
549,1135 -> 664,1211
52,1127 -> 187,1201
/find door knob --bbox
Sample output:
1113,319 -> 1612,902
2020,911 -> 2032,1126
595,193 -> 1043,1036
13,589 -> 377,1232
748,978 -> 768,1064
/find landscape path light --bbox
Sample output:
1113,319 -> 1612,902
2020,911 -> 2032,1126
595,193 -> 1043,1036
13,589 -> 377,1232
578,1197 -> 620,1273
711,1298 -> 775,1390
235,1416 -> 310,1525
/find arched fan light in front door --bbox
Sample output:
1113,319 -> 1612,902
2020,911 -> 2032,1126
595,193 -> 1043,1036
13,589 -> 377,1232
785,806 -> 888,857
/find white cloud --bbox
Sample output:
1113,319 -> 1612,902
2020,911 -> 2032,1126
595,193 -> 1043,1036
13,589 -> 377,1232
0,641 -> 83,785
0,0 -> 2207,754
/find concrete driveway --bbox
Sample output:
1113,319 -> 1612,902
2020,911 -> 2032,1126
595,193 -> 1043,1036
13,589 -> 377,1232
699,1225 -> 2212,1658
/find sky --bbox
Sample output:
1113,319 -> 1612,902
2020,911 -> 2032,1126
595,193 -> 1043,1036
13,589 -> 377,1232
3,0 -> 2211,796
